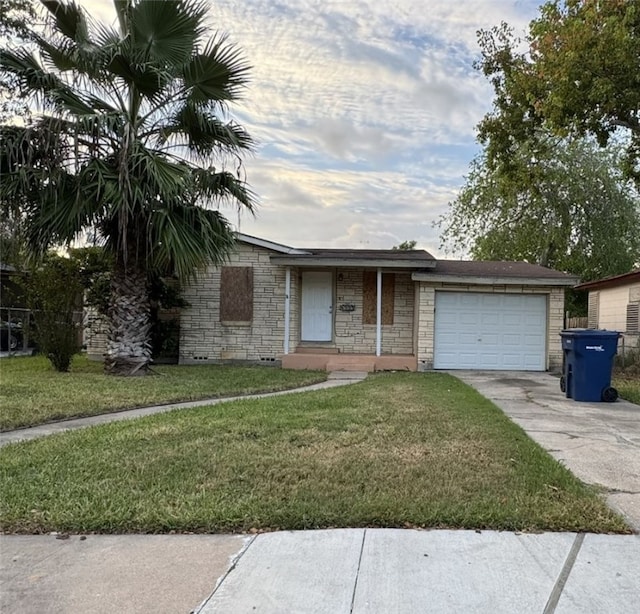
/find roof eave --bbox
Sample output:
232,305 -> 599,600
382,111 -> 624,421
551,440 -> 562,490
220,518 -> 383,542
236,233 -> 310,255
574,271 -> 640,291
411,272 -> 578,286
270,256 -> 437,269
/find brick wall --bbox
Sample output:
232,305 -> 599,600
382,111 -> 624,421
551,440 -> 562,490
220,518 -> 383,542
416,283 -> 565,371
180,243 -> 299,364
333,269 -> 414,354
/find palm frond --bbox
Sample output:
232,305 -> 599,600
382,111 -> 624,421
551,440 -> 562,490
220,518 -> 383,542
162,103 -> 254,156
149,203 -> 236,281
0,48 -> 96,115
183,33 -> 251,104
192,167 -> 256,211
40,0 -> 89,43
130,0 -> 208,65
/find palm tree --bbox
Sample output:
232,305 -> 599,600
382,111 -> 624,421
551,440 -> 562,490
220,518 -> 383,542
0,0 -> 255,374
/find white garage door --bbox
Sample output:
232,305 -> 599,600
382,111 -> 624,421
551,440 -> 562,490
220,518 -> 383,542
434,292 -> 547,371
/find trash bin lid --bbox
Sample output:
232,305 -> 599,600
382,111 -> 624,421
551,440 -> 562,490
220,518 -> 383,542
560,328 -> 620,338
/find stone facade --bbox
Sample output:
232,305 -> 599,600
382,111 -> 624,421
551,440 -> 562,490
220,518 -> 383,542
180,243 -> 299,364
180,241 -> 568,371
84,307 -> 109,360
333,269 -> 414,355
415,282 -> 565,372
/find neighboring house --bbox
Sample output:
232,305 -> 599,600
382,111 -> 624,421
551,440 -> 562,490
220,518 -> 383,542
180,234 -> 578,372
574,270 -> 640,348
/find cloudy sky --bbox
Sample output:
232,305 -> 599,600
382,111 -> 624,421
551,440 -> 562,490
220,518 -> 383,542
88,0 -> 541,255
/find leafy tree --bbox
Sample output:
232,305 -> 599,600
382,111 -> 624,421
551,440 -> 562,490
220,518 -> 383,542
23,253 -> 83,372
392,240 -> 417,251
477,1 -> 640,185
439,137 -> 640,313
0,0 -> 255,375
0,0 -> 37,121
0,0 -> 38,261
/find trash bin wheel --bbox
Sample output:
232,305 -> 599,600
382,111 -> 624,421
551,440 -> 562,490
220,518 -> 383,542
560,375 -> 566,393
602,387 -> 618,403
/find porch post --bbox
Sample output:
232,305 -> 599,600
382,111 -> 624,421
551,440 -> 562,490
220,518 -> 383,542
376,267 -> 382,356
284,266 -> 291,354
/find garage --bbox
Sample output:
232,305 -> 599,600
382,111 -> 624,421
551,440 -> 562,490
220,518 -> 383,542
433,292 -> 547,371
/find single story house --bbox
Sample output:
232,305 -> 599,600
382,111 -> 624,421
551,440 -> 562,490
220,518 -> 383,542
180,234 -> 578,372
574,270 -> 640,348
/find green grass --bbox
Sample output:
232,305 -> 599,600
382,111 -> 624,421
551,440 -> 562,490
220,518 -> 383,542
614,376 -> 640,405
0,355 -> 326,431
0,372 -> 627,534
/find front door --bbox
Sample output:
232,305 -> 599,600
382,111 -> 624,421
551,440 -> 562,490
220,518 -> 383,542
301,271 -> 333,341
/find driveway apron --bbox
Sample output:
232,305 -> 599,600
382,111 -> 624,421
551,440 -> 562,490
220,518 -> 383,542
454,371 -> 640,531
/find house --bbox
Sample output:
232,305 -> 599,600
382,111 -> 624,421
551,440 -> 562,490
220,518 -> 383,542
574,270 -> 640,348
180,234 -> 578,372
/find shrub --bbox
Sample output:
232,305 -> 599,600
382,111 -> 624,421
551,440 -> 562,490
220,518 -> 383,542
24,255 -> 83,372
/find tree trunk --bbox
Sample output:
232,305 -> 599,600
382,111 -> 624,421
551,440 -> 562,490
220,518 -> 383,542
104,262 -> 152,376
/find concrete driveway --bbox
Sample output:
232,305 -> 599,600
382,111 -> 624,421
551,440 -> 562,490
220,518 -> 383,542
455,371 -> 640,531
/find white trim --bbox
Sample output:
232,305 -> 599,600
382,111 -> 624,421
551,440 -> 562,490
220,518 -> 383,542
284,267 -> 291,354
376,267 -> 382,357
236,233 -> 310,255
411,272 -> 577,286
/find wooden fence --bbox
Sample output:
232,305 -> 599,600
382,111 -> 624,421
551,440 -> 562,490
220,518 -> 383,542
565,316 -> 588,328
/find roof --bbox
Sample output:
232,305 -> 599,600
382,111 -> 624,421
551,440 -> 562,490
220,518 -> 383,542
412,260 -> 579,286
574,269 -> 640,292
236,233 -> 309,255
270,248 -> 436,269
237,233 -> 575,281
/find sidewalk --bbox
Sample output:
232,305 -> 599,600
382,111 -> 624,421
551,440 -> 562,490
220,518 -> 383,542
200,529 -> 640,614
0,371 -> 367,447
2,529 -> 639,614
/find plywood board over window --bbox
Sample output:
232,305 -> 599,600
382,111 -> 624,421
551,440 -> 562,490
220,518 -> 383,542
220,267 -> 253,324
363,271 -> 394,325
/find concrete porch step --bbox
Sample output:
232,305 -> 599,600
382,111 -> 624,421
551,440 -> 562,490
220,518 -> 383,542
295,346 -> 340,355
326,359 -> 376,372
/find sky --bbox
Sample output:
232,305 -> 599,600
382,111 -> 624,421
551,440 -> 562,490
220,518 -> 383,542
87,0 -> 542,255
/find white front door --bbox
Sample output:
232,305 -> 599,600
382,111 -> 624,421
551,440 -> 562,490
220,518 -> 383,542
301,271 -> 333,341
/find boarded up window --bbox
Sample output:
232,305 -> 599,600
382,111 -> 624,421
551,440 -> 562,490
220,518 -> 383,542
363,272 -> 394,325
220,267 -> 253,323
587,291 -> 599,329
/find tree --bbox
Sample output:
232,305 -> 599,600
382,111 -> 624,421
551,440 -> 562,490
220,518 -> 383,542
0,0 -> 255,375
0,0 -> 37,121
477,1 -> 640,185
439,137 -> 640,313
392,240 -> 417,251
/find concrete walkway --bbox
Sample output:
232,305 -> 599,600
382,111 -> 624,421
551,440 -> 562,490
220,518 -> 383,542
2,529 -> 639,613
455,371 -> 640,531
0,371 -> 367,447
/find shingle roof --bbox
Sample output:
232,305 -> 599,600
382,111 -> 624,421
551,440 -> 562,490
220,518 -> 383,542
294,248 -> 435,262
433,260 -> 576,280
574,269 -> 640,291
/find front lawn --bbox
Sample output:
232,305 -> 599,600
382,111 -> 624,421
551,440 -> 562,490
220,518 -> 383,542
614,377 -> 640,405
0,372 -> 627,534
0,355 -> 326,431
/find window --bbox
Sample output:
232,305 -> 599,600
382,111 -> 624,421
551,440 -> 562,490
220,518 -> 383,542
587,291 -> 599,329
363,271 -> 394,325
627,303 -> 639,333
220,267 -> 253,323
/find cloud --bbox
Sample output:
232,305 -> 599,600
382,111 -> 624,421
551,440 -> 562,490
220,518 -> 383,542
83,0 -> 541,254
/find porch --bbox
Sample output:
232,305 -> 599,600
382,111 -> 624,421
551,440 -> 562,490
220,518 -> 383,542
282,349 -> 417,372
